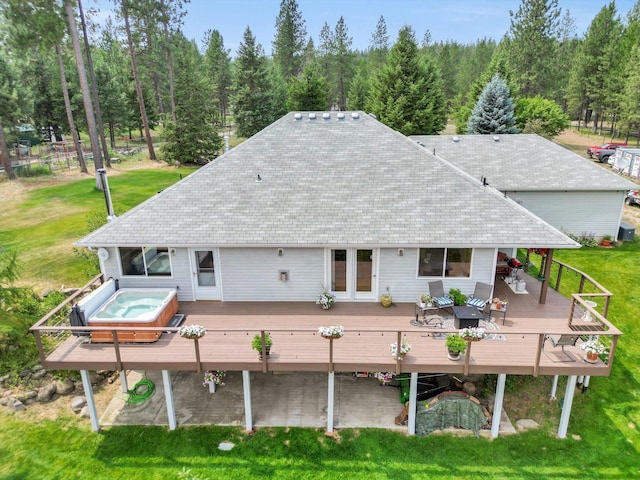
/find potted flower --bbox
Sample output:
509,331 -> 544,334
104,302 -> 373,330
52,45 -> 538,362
445,334 -> 467,360
380,287 -> 393,308
374,372 -> 396,386
252,332 -> 273,359
601,235 -> 612,247
318,325 -> 344,339
579,338 -> 608,362
420,294 -> 434,308
459,327 -> 486,342
448,288 -> 467,306
389,339 -> 411,360
179,324 -> 206,339
316,287 -> 335,310
203,370 -> 225,393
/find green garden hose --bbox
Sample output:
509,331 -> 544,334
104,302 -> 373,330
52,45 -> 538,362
126,378 -> 156,404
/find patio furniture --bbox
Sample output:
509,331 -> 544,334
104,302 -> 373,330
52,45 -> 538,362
452,305 -> 482,329
465,282 -> 493,313
488,299 -> 507,325
428,280 -> 454,313
543,334 -> 579,362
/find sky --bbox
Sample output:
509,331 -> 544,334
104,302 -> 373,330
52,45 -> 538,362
92,0 -> 638,55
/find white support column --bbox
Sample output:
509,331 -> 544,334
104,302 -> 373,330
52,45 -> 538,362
242,370 -> 253,431
327,371 -> 335,433
582,375 -> 591,393
407,372 -> 418,435
491,373 -> 507,438
120,370 -> 129,393
80,370 -> 100,432
162,370 -> 177,430
550,375 -> 559,400
558,375 -> 578,439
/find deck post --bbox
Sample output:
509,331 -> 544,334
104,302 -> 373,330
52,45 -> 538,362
558,375 -> 577,438
242,370 -> 253,431
80,370 -> 100,431
582,375 -> 591,393
539,249 -> 554,304
327,371 -> 335,433
120,370 -> 128,393
491,373 -> 506,438
407,372 -> 418,435
550,375 -> 559,400
162,370 -> 177,430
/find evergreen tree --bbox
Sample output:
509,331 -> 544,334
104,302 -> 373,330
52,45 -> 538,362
272,0 -> 307,80
203,29 -> 232,123
347,61 -> 370,110
620,43 -> 640,144
367,26 -> 446,135
331,16 -> 354,110
162,35 -> 223,164
467,73 -> 518,134
369,15 -> 389,66
286,62 -> 328,111
506,0 -> 561,97
232,27 -> 285,138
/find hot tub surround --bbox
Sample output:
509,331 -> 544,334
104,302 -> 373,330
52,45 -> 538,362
87,288 -> 178,343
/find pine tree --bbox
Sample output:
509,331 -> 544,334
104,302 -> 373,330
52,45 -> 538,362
286,62 -> 328,111
203,29 -> 232,123
162,35 -> 223,164
367,26 -> 446,135
467,74 -> 518,134
273,0 -> 307,80
233,27 -> 286,138
506,0 -> 561,97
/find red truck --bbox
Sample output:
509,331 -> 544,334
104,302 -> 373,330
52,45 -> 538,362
586,142 -> 628,161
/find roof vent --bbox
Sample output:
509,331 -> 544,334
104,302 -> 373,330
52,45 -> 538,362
493,136 -> 500,142
256,174 -> 262,183
322,112 -> 331,119
308,113 -> 316,119
452,136 -> 459,143
294,113 -> 302,120
351,112 -> 359,119
337,112 -> 345,119
368,113 -> 377,119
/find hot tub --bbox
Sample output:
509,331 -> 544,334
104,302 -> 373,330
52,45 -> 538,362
87,288 -> 178,343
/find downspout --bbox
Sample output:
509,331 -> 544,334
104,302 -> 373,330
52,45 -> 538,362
97,168 -> 116,222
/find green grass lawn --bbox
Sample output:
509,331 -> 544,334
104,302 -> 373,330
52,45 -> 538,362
0,167 -> 196,291
1,167 -> 640,478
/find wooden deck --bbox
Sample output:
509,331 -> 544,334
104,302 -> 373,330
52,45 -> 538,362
33,273 -> 621,378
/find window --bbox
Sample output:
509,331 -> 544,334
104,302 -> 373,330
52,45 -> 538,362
418,248 -> 472,278
120,247 -> 172,277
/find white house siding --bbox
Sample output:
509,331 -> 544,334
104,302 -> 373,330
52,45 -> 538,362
99,247 -> 194,302
377,248 -> 496,303
219,248 -> 324,301
505,190 -> 625,239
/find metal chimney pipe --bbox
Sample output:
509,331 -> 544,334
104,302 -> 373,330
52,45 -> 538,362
224,135 -> 230,152
97,168 -> 116,222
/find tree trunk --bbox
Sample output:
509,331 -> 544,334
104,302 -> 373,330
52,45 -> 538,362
63,0 -> 104,185
160,0 -> 177,122
78,0 -> 111,168
0,120 -> 15,180
56,44 -> 87,174
122,0 -> 156,160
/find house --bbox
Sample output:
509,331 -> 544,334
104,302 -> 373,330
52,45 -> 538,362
77,113 -> 580,303
410,134 -> 637,240
33,112 -> 623,438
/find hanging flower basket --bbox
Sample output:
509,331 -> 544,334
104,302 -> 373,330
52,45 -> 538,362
374,372 -> 396,385
459,327 -> 486,342
389,339 -> 411,360
179,324 -> 206,339
318,325 -> 344,339
316,288 -> 336,310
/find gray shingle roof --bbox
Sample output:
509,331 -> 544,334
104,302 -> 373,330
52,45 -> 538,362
77,113 -> 578,249
411,134 -> 637,191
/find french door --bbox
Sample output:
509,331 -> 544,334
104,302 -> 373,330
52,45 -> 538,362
191,249 -> 220,300
330,248 -> 377,300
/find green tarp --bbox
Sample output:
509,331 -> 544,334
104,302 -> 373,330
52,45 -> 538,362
415,392 -> 488,437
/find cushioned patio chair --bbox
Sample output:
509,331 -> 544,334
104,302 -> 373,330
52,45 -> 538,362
466,282 -> 493,312
428,280 -> 454,313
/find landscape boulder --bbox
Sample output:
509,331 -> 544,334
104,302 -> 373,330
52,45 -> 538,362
71,396 -> 86,412
9,398 -> 26,412
38,383 -> 58,403
55,378 -> 75,395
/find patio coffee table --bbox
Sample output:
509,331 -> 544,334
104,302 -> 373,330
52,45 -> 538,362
452,306 -> 482,329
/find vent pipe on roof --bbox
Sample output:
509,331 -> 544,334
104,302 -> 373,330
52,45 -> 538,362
481,176 -> 489,186
493,136 -> 500,142
337,112 -> 345,119
294,113 -> 302,120
452,136 -> 459,142
97,168 -> 117,222
351,112 -> 359,119
322,112 -> 330,119
224,135 -> 230,152
256,174 -> 262,183
308,113 -> 316,119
